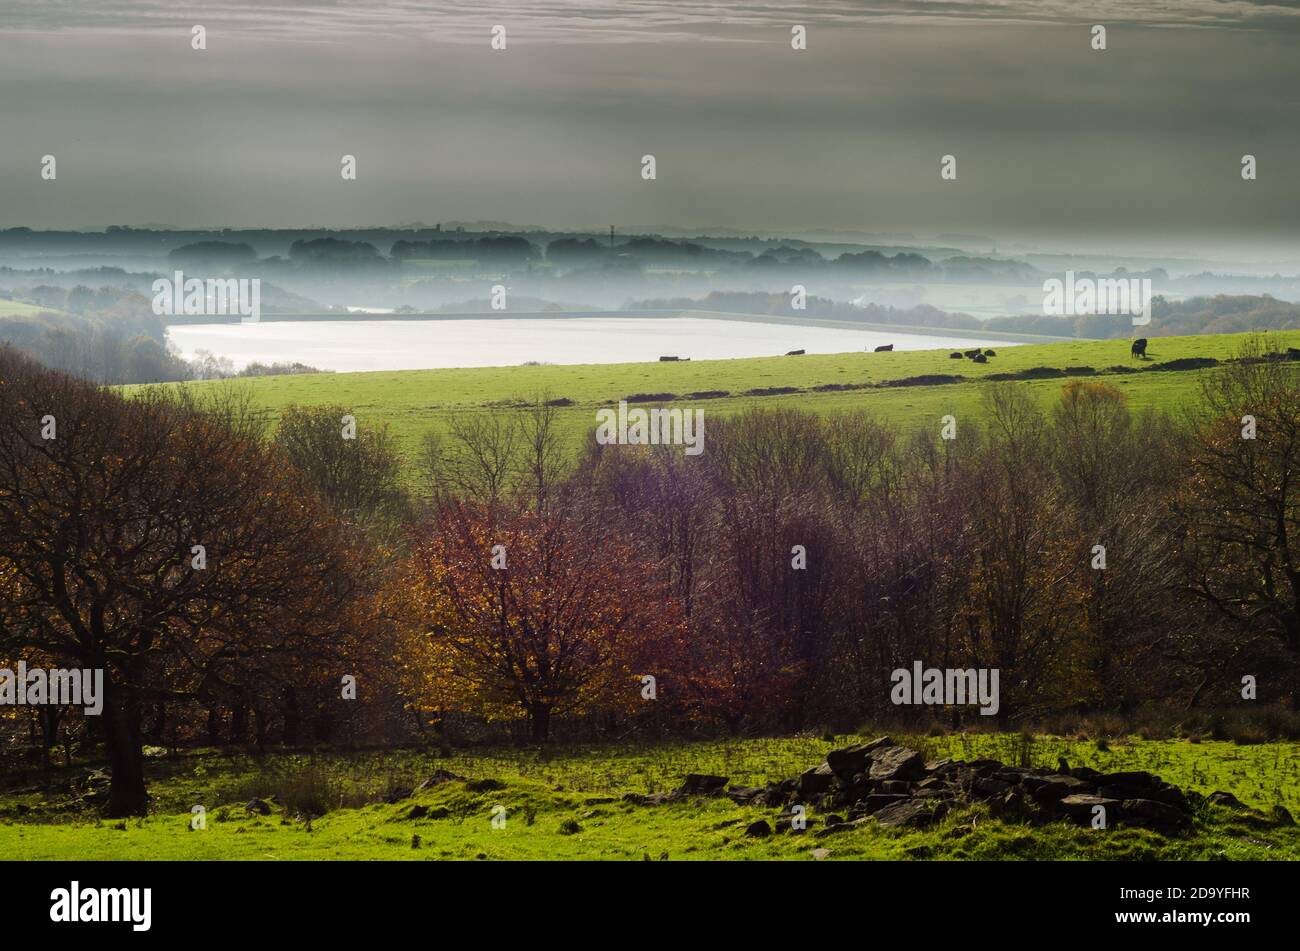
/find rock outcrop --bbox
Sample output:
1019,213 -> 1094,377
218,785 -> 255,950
647,737 -> 1221,834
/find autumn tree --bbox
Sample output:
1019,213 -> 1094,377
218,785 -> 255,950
956,386 -> 1079,724
1050,380 -> 1182,708
393,499 -> 685,741
1176,337 -> 1300,701
0,348 -> 373,814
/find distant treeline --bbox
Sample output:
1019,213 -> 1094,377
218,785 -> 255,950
986,294 -> 1300,339
629,291 -> 1300,340
0,284 -> 325,384
628,291 -> 985,330
0,286 -> 191,384
154,235 -> 1047,281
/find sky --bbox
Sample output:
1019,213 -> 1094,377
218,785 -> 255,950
0,1 -> 1298,254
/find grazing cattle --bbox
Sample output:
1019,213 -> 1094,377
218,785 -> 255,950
949,351 -> 964,359
785,349 -> 805,356
984,349 -> 996,357
972,352 -> 988,364
659,356 -> 680,362
963,348 -> 981,359
874,344 -> 894,352
1131,338 -> 1148,359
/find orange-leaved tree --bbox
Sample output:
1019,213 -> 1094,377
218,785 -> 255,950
392,500 -> 685,742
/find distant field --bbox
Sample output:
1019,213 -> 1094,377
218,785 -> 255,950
143,330 -> 1300,475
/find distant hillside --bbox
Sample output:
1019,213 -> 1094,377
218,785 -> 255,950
630,291 -> 1300,340
984,294 -> 1300,338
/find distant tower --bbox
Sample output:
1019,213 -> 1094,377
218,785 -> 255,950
610,225 -> 615,248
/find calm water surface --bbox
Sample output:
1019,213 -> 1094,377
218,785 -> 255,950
167,317 -> 1019,372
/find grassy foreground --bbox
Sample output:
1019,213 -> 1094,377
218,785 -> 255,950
152,329 -> 1300,471
4,734 -> 1298,860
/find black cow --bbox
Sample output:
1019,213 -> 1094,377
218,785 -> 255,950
984,349 -> 996,357
949,351 -> 963,359
1131,338 -> 1148,359
874,344 -> 894,352
785,349 -> 805,356
972,352 -> 988,364
963,348 -> 981,359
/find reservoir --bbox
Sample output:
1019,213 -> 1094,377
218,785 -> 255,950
166,316 -> 1020,373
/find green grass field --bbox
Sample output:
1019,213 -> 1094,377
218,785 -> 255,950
148,329 -> 1300,475
4,734 -> 1297,860
0,297 -> 60,318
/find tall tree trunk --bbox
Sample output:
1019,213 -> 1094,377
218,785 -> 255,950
206,706 -> 223,746
283,687 -> 300,745
38,706 -> 61,768
230,703 -> 248,745
145,701 -> 166,744
102,683 -> 148,817
253,705 -> 268,750
529,705 -> 551,743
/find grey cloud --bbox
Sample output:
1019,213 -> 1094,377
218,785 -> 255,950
2,1 -> 1300,43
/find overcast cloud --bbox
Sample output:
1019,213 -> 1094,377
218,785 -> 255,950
0,1 -> 1297,255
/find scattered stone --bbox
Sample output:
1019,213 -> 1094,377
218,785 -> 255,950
990,789 -> 1026,818
815,817 -> 869,837
825,746 -> 871,778
1207,791 -> 1247,810
874,798 -> 943,828
869,746 -> 925,782
677,774 -> 729,797
799,763 -> 836,795
864,793 -> 909,814
414,769 -> 464,792
1122,798 -> 1191,831
632,737 -> 1202,835
1026,774 -> 1092,802
973,777 -> 1013,798
1056,794 -> 1119,825
811,848 -> 831,860
622,791 -> 674,807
